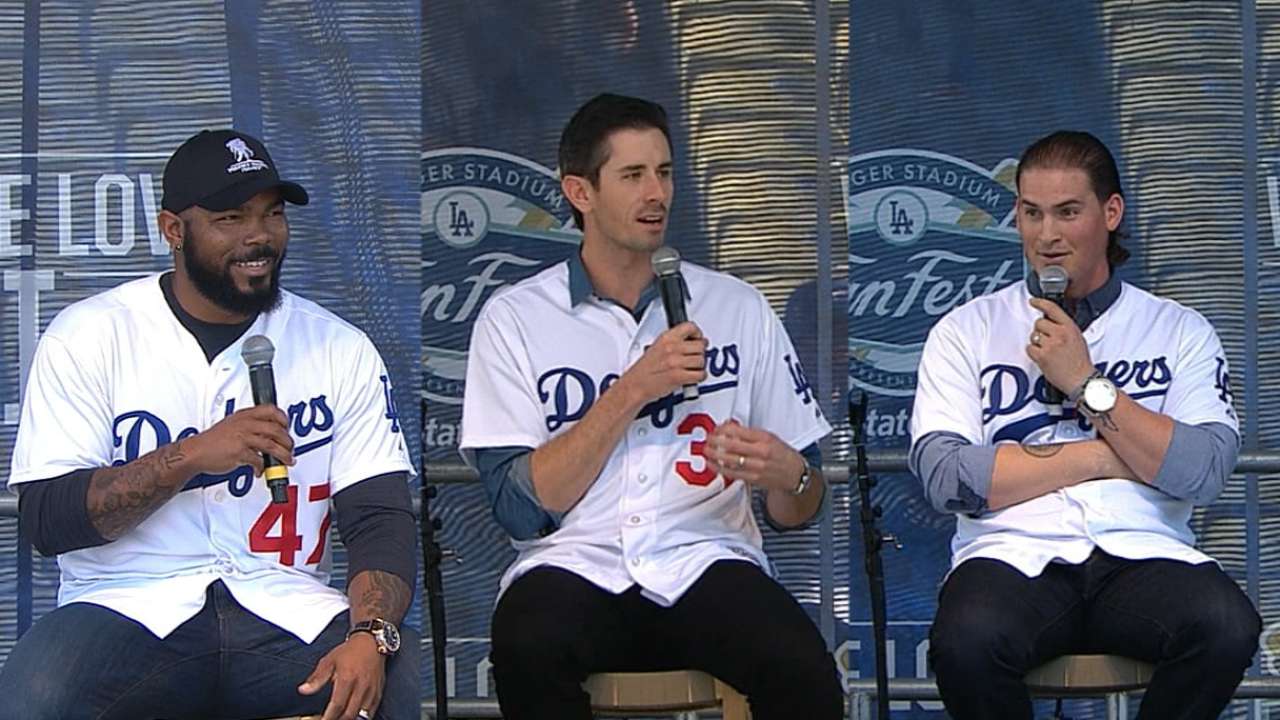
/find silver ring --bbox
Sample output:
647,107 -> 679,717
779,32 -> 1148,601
358,710 -> 372,720
1031,332 -> 1043,347
736,455 -> 746,469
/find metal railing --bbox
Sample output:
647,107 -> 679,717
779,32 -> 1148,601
3,449 -> 1278,516
421,448 -> 1280,485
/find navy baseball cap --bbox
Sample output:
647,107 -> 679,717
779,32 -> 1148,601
161,129 -> 309,213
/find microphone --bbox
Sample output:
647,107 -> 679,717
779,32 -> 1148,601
240,335 -> 290,504
651,246 -> 699,401
1038,265 -> 1070,413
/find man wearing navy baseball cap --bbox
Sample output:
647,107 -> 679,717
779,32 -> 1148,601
158,129 -> 310,320
161,129 -> 310,213
0,128 -> 420,720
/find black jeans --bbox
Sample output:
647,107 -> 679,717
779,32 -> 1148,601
929,550 -> 1261,720
490,559 -> 843,720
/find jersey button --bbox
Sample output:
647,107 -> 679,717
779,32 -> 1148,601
638,474 -> 648,484
628,515 -> 642,525
214,490 -> 227,502
630,557 -> 641,567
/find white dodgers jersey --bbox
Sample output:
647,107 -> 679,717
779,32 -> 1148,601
8,274 -> 413,641
910,280 -> 1238,576
460,260 -> 831,605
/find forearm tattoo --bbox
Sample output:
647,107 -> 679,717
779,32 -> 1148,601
1094,414 -> 1120,433
1022,443 -> 1065,459
350,570 -> 412,625
87,440 -> 190,540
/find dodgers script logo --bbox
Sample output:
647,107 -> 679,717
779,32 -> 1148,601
111,395 -> 334,497
537,343 -> 743,432
847,149 -> 1024,397
421,148 -> 578,410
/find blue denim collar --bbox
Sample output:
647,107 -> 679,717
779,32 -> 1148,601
567,249 -> 687,321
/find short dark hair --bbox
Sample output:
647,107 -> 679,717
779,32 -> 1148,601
1016,130 -> 1130,268
559,93 -> 672,229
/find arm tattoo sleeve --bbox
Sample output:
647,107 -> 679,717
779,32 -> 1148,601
349,569 -> 412,625
86,440 -> 191,541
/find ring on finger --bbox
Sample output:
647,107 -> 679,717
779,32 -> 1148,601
1031,331 -> 1043,347
736,455 -> 747,469
358,710 -> 372,720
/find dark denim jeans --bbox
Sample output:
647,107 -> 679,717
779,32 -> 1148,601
0,580 -> 420,720
929,550 -> 1261,720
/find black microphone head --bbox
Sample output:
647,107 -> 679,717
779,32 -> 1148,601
240,334 -> 275,367
1039,265 -> 1069,298
651,246 -> 681,277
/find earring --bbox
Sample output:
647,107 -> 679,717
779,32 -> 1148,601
174,244 -> 183,252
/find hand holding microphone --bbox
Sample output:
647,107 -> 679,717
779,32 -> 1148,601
1027,266 -> 1096,413
241,335 -> 292,504
652,247 -> 703,401
1037,266 -> 1070,411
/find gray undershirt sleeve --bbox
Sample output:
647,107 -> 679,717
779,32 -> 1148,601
468,446 -> 562,540
909,431 -> 996,516
1150,421 -> 1240,506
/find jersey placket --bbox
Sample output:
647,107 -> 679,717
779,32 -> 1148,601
616,302 -> 662,587
203,357 -> 246,573
1073,316 -> 1114,546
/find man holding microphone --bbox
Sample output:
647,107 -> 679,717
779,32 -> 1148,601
461,93 -> 842,720
910,130 -> 1259,719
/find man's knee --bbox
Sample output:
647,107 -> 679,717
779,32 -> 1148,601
930,601 -> 1027,679
1187,583 -> 1262,669
772,640 -> 843,706
490,570 -> 590,673
0,658 -> 82,720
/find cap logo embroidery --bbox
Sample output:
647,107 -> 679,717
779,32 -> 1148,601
225,137 -> 268,173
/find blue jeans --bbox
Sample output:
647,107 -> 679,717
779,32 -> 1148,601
929,549 -> 1261,720
0,580 -> 420,720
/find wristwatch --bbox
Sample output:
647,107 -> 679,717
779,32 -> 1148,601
791,463 -> 813,496
347,618 -> 402,656
1072,371 -> 1118,419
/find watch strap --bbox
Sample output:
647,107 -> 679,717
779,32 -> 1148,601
1069,369 -> 1103,403
791,463 -> 812,496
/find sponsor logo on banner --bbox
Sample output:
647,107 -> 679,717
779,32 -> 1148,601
421,148 -> 578,448
847,149 -> 1024,398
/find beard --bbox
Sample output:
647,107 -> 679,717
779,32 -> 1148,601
182,226 -> 284,317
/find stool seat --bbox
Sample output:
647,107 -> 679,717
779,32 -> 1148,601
585,670 -> 750,718
1026,654 -> 1155,695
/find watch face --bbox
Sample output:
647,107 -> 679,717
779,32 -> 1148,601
1084,377 -> 1118,413
380,621 -> 402,653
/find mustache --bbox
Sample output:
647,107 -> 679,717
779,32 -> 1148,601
229,246 -> 279,263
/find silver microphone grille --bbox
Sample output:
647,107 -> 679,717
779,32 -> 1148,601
651,246 -> 682,277
240,334 -> 276,367
1039,265 -> 1070,296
